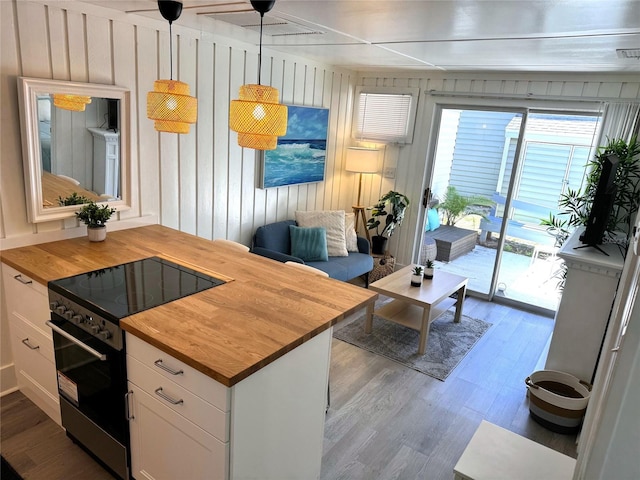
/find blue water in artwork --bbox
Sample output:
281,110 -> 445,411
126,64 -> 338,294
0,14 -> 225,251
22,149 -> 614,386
263,140 -> 326,188
263,106 -> 329,188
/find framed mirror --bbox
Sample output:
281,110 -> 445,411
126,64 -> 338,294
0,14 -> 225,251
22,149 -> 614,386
17,77 -> 131,223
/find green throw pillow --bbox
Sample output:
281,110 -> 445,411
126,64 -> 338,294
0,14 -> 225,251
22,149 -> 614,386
289,225 -> 329,262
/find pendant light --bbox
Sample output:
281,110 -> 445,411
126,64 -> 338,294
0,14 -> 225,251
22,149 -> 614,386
147,0 -> 197,134
53,94 -> 92,112
229,0 -> 287,150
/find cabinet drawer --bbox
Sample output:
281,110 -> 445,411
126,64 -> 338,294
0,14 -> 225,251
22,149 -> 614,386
10,313 -> 58,399
2,264 -> 51,336
129,383 -> 228,480
127,355 -> 229,442
126,333 -> 229,411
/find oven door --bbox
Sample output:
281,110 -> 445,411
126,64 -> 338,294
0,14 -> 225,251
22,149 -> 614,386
47,313 -> 127,444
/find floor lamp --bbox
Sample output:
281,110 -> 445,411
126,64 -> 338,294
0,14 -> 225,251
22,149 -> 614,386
345,147 -> 379,243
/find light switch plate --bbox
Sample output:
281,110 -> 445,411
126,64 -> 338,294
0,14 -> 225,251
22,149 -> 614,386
383,167 -> 396,179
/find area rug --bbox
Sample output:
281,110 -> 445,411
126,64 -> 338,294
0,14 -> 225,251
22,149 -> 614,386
333,311 -> 491,381
1,456 -> 22,480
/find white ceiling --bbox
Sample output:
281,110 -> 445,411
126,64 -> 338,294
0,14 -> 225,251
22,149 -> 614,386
97,0 -> 640,73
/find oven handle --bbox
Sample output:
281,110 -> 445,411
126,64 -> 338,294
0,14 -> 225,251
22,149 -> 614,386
46,321 -> 107,361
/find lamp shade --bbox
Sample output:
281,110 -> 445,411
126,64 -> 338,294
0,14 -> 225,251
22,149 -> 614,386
147,79 -> 198,134
53,94 -> 92,112
345,147 -> 379,173
229,84 -> 288,150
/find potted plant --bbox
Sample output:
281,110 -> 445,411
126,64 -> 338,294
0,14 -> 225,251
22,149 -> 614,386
366,190 -> 410,254
423,259 -> 435,279
410,265 -> 423,286
76,201 -> 116,242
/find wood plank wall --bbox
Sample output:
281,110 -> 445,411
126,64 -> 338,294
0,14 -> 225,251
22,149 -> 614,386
0,0 -> 357,246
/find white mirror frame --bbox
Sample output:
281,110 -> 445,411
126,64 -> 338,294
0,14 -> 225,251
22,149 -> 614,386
17,76 -> 131,223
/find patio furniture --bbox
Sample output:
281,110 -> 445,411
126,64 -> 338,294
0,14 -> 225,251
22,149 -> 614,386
479,193 -> 557,246
425,225 -> 477,262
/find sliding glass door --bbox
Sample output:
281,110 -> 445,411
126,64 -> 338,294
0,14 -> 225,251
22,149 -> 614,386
421,106 -> 601,312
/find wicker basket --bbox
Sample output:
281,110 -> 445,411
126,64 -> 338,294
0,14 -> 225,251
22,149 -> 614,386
370,255 -> 395,283
525,370 -> 592,434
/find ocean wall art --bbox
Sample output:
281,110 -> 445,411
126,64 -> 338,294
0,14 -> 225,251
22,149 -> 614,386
261,105 -> 330,188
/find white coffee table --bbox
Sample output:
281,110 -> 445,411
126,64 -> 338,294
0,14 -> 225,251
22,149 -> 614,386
365,265 -> 468,355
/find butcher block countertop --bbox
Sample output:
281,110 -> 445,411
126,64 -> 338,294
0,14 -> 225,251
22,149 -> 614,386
1,225 -> 377,386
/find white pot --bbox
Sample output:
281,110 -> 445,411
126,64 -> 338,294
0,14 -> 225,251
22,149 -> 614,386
87,225 -> 107,242
411,274 -> 423,286
424,268 -> 434,279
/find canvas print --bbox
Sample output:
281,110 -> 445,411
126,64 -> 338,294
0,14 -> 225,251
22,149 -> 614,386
262,105 -> 329,188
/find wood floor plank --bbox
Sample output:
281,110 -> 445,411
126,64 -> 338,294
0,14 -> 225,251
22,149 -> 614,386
2,298 -> 577,480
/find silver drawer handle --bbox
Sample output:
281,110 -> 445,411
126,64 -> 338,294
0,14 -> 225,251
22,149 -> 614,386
21,338 -> 40,350
155,387 -> 183,405
14,274 -> 33,285
154,359 -> 184,375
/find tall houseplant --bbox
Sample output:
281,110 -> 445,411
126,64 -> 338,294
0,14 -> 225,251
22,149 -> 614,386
366,190 -> 410,254
543,136 -> 640,247
76,201 -> 116,242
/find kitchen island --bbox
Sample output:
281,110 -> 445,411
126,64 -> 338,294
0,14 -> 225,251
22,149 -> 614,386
1,224 -> 377,479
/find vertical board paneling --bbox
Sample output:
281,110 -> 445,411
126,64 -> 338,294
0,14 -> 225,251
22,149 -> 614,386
85,15 -> 112,84
212,45 -> 230,239
16,2 -> 50,78
112,19 -> 138,220
66,10 -> 87,82
136,25 -> 161,219
178,33 -> 198,236
0,0 -> 31,238
48,7 -> 69,80
195,40 -> 215,240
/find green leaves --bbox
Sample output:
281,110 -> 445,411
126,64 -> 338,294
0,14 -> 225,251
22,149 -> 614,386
366,191 -> 410,238
75,201 -> 116,228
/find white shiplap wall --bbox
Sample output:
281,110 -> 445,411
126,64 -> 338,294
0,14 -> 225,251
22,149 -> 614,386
0,0 -> 357,248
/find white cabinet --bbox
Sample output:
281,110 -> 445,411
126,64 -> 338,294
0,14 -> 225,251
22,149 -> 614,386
88,127 -> 120,198
2,264 -> 60,425
545,228 -> 624,383
126,327 -> 332,480
126,334 -> 229,480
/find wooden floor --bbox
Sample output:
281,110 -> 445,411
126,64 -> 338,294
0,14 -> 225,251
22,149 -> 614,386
1,298 -> 577,480
321,296 -> 577,479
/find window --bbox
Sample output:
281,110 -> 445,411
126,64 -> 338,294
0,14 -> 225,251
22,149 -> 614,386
352,86 -> 419,144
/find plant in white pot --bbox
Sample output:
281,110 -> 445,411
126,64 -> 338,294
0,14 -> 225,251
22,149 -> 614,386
76,201 -> 116,242
423,259 -> 435,279
411,265 -> 423,287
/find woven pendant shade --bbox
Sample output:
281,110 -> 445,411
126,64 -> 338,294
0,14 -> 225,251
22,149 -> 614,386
147,79 -> 197,134
53,94 -> 92,112
229,84 -> 287,150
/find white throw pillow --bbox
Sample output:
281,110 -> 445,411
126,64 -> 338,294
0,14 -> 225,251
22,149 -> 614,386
295,210 -> 349,257
344,212 -> 359,252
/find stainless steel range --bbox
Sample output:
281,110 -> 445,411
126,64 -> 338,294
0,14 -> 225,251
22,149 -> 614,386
47,256 -> 225,479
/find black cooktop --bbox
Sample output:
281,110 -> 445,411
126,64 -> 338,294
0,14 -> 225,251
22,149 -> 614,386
48,256 -> 225,321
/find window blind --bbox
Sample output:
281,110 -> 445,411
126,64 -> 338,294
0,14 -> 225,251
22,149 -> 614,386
353,87 -> 419,143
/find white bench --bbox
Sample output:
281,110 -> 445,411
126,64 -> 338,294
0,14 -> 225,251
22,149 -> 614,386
453,421 -> 576,480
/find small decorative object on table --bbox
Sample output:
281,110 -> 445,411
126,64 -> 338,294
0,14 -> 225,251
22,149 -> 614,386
76,201 -> 116,242
424,259 -> 435,279
411,266 -> 424,287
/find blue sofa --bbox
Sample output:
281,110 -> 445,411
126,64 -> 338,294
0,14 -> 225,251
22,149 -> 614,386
251,220 -> 374,286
